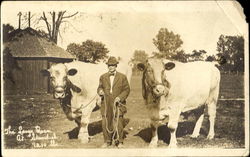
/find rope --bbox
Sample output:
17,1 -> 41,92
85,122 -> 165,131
61,94 -> 98,112
103,96 -> 123,143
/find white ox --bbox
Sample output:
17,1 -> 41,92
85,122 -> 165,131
45,60 -> 133,143
137,58 -> 221,148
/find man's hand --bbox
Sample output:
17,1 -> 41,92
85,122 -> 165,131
114,97 -> 121,106
98,89 -> 104,96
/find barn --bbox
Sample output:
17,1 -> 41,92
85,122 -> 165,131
3,28 -> 74,94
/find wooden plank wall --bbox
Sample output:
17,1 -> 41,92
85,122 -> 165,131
5,59 -> 49,94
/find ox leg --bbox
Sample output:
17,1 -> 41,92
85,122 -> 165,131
78,114 -> 91,144
207,78 -> 219,140
75,117 -> 81,127
149,121 -> 159,148
207,102 -> 216,139
167,122 -> 178,148
167,110 -> 180,148
191,114 -> 204,138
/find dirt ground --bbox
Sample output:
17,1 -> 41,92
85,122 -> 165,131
3,74 -> 245,149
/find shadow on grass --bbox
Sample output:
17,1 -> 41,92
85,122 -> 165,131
64,120 -> 102,139
135,121 -> 207,144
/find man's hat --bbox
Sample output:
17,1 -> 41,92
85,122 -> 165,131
106,56 -> 119,65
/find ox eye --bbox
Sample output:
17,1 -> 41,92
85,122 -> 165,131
50,76 -> 55,80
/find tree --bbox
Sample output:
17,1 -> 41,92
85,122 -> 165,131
3,24 -> 15,42
153,28 -> 183,59
7,11 -> 78,44
216,35 -> 244,72
41,11 -> 78,44
232,36 -> 244,72
131,50 -> 148,73
188,50 -> 207,61
205,55 -> 216,62
67,40 -> 109,63
66,43 -> 85,60
171,50 -> 188,62
131,50 -> 148,63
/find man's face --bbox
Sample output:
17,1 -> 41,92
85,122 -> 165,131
108,64 -> 117,73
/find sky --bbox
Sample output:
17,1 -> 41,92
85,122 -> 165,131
1,1 -> 247,61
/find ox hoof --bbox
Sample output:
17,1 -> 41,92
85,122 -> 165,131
78,134 -> 89,144
79,138 -> 89,144
190,134 -> 199,138
206,134 -> 214,140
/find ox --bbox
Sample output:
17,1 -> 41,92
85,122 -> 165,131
44,60 -> 133,143
137,58 -> 221,148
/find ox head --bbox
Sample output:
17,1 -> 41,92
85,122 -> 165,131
137,59 -> 171,100
42,63 -> 77,99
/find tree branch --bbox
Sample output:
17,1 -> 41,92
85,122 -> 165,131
62,12 -> 78,19
42,12 -> 52,38
56,11 -> 64,24
61,20 -> 69,24
52,12 -> 56,40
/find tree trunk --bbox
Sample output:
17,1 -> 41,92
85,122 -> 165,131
28,12 -> 31,27
41,11 -> 78,44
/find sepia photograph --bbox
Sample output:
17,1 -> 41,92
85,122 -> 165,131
1,1 -> 249,156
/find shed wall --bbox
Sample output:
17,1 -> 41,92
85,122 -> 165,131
4,59 -> 49,94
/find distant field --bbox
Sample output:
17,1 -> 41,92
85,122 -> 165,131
219,74 -> 245,99
3,73 -> 245,149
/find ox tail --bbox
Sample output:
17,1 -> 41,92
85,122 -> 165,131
205,66 -> 220,109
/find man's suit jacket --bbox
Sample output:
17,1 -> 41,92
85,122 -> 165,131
97,71 -> 130,115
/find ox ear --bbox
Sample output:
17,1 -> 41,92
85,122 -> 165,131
137,63 -> 145,71
68,68 -> 77,76
164,62 -> 175,70
40,69 -> 50,76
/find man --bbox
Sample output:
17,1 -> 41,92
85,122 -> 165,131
97,56 -> 130,148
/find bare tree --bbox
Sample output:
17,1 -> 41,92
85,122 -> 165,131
41,11 -> 78,44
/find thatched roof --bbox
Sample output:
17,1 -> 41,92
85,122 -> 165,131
4,28 -> 74,59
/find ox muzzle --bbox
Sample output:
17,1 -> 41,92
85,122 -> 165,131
54,86 -> 66,99
152,84 -> 168,97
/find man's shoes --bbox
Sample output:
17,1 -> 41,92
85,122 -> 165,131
116,142 -> 124,148
101,142 -> 112,148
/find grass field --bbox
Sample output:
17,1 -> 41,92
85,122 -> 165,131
3,74 -> 245,149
